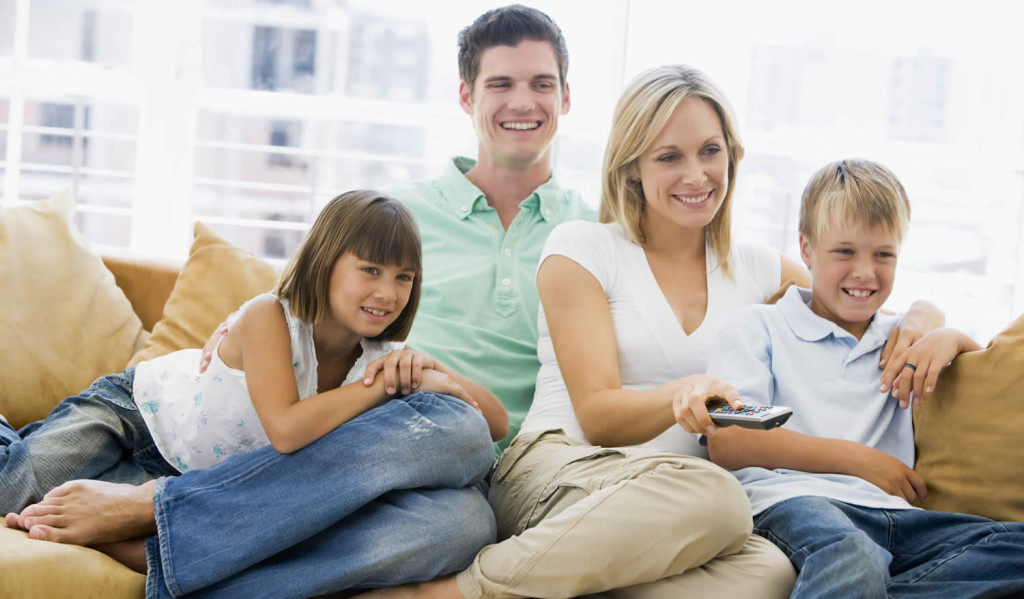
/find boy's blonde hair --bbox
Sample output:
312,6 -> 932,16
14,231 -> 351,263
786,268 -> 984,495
276,190 -> 422,342
799,159 -> 911,246
599,64 -> 745,276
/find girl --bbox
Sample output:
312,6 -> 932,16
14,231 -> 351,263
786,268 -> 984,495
1,189 -> 507,514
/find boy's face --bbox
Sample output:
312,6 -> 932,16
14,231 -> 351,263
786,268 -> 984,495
459,39 -> 570,171
800,221 -> 899,338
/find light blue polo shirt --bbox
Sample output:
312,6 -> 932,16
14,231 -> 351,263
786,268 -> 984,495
387,157 -> 596,450
706,285 -> 916,515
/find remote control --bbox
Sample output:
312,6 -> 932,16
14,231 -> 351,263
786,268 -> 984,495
708,403 -> 793,430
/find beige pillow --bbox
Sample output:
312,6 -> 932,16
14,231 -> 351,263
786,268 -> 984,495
128,221 -> 279,366
0,191 -> 147,428
913,315 -> 1024,522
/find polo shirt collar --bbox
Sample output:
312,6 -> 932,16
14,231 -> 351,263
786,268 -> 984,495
777,285 -> 891,350
436,156 -> 565,222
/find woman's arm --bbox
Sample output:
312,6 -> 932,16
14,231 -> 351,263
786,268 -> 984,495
229,296 -> 393,454
537,255 -> 736,446
707,426 -> 928,503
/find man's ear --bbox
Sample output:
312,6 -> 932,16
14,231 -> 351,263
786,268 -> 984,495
560,82 -> 571,115
459,81 -> 474,115
799,234 -> 813,268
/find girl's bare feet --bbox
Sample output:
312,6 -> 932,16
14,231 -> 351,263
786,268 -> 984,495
7,479 -> 158,545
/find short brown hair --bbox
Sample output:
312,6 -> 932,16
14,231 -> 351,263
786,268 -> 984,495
458,4 -> 568,92
799,159 -> 911,246
276,190 -> 422,342
600,64 -> 745,276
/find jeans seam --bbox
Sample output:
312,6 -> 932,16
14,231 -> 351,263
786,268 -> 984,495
152,476 -> 184,598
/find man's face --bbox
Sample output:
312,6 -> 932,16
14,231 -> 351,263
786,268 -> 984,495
460,39 -> 571,170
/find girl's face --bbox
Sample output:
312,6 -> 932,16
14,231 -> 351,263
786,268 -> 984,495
636,97 -> 730,238
326,252 -> 416,338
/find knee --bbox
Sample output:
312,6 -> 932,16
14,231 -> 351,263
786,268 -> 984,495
656,458 -> 752,550
404,392 -> 493,466
418,487 -> 496,574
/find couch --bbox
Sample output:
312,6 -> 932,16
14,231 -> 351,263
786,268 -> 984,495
1,193 -> 1022,598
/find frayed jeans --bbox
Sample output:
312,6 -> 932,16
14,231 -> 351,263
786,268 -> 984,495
0,368 -> 178,512
144,391 -> 497,599
754,495 -> 1024,599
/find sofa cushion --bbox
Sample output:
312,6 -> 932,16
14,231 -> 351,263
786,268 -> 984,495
128,221 -> 279,366
0,523 -> 144,598
0,191 -> 147,429
913,315 -> 1024,522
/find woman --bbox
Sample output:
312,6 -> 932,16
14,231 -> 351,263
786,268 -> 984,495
362,64 -> 942,599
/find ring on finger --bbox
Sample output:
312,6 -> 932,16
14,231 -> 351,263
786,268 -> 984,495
903,363 -> 917,371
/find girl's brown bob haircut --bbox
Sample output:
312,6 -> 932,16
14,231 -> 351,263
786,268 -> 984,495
276,190 -> 422,342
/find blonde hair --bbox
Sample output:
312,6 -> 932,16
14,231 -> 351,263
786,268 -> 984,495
599,64 -> 745,275
276,190 -> 422,342
799,159 -> 911,246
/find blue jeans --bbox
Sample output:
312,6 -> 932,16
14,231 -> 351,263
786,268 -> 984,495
754,496 -> 1024,599
145,391 -> 496,599
0,368 -> 178,513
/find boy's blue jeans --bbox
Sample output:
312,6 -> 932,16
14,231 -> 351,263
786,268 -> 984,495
754,495 -> 1024,599
145,390 -> 496,599
0,368 -> 178,512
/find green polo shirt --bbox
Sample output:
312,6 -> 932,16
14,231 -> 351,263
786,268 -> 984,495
387,157 -> 597,451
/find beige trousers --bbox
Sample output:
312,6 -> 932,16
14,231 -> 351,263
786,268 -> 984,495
455,431 -> 795,599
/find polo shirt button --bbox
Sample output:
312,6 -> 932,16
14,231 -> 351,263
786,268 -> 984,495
501,278 -> 511,286
461,205 -> 470,213
503,248 -> 512,256
543,208 -> 552,217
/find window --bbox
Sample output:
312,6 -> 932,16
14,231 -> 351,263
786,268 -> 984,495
2,0 -> 1023,342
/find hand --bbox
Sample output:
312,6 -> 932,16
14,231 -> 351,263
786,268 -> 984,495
888,328 -> 979,408
415,369 -> 480,412
848,445 -> 927,504
879,300 -> 944,391
671,375 -> 743,437
198,320 -> 230,373
363,349 -> 438,395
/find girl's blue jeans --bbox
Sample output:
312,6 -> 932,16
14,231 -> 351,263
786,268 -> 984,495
145,390 -> 496,599
754,495 -> 1024,599
1,372 -> 496,598
0,367 -> 178,512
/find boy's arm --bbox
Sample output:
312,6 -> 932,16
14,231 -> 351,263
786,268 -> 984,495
707,427 -> 928,504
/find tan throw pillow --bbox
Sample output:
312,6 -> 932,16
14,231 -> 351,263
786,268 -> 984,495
913,315 -> 1024,522
128,222 -> 279,366
0,191 -> 147,429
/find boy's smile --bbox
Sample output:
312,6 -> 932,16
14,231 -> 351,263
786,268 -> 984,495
800,222 -> 900,339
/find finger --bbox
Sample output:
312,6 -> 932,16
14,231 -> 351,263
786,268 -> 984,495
912,357 -> 930,406
892,369 -> 910,409
363,357 -> 384,385
879,326 -> 901,368
899,478 -> 916,504
410,354 -> 424,390
672,400 -> 701,435
910,471 -> 928,504
383,355 -> 400,394
923,360 -> 943,397
879,347 -> 910,393
398,354 -> 414,395
690,393 -> 717,437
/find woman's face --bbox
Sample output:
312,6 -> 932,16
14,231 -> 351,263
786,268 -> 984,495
636,97 -> 729,237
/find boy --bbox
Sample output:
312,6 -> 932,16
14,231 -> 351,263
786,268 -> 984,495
705,158 -> 1024,598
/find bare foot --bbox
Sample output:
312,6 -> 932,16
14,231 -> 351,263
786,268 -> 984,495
352,577 -> 464,599
94,538 -> 148,573
10,479 -> 158,545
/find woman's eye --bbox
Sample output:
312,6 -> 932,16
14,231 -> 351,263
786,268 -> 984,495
703,146 -> 722,156
656,154 -> 678,163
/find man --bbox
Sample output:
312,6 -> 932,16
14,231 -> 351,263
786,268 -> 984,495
5,4 -> 594,597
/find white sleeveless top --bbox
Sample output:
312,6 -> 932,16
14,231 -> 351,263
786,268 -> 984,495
134,294 -> 400,472
520,221 -> 781,458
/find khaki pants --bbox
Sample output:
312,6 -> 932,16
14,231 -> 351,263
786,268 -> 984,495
455,431 -> 795,599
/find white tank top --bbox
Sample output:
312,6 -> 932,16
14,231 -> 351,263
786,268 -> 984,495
133,294 -> 400,472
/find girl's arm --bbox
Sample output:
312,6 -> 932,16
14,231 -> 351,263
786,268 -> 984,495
706,426 -> 928,504
227,296 -> 392,454
537,255 -> 737,446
